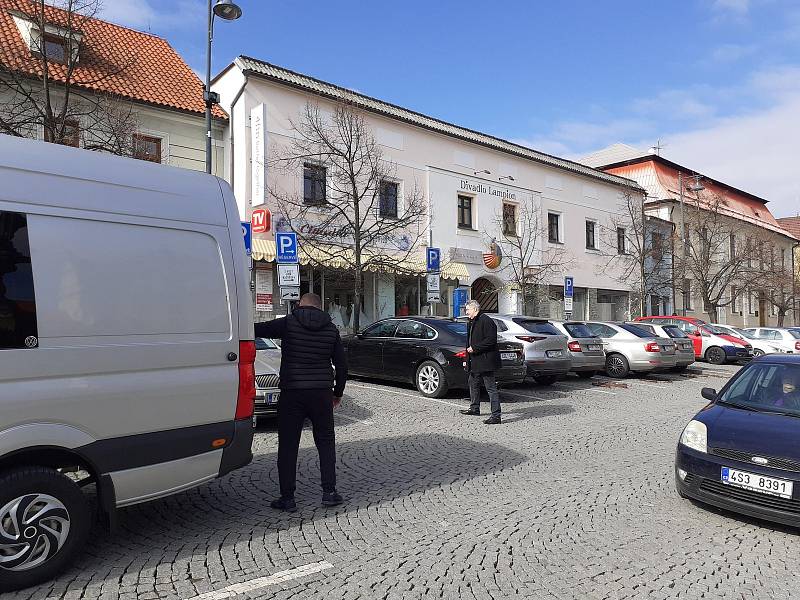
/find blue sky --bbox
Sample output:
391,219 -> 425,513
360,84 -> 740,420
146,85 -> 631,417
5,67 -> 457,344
104,0 -> 800,217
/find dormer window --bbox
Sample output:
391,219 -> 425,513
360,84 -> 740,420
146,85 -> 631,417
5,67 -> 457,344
42,33 -> 67,63
11,13 -> 82,64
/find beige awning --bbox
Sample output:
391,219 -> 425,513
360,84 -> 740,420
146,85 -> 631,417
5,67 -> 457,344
251,239 -> 467,281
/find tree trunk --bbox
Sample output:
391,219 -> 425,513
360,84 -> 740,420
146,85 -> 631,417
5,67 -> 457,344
778,309 -> 786,327
709,306 -> 718,323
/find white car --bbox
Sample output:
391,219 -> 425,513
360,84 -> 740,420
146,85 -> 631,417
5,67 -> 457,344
710,324 -> 784,357
743,327 -> 800,355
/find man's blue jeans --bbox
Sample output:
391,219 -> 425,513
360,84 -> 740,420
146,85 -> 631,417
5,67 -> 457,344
468,372 -> 501,418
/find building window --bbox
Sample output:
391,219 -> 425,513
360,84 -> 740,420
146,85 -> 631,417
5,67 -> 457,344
502,203 -> 517,236
781,248 -> 786,268
457,194 -> 473,229
585,220 -> 597,250
771,293 -> 778,317
729,233 -> 736,258
746,238 -> 753,268
683,223 -> 690,247
379,180 -> 398,218
731,286 -> 738,313
44,118 -> 79,147
748,291 -> 756,315
617,227 -> 626,254
303,164 -> 326,205
548,213 -> 560,243
133,134 -> 162,163
37,33 -> 68,63
683,279 -> 693,311
651,231 -> 663,261
0,211 -> 38,349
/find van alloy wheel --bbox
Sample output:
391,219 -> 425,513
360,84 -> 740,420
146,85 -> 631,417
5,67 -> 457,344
417,365 -> 440,395
0,494 -> 70,572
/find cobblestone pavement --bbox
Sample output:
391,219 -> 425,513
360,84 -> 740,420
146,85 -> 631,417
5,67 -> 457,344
13,363 -> 800,600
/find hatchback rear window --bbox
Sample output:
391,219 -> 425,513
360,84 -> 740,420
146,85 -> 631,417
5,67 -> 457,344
618,323 -> 653,338
788,330 -> 800,339
513,319 -> 560,335
0,211 -> 38,349
661,325 -> 688,339
563,323 -> 596,338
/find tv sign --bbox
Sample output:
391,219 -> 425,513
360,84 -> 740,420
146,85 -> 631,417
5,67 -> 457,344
251,208 -> 271,234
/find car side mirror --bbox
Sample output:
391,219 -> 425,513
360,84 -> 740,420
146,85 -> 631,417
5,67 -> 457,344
701,387 -> 717,401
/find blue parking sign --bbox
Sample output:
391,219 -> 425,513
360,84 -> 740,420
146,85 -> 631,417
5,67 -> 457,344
241,222 -> 251,256
564,276 -> 574,299
426,247 -> 441,272
276,232 -> 298,263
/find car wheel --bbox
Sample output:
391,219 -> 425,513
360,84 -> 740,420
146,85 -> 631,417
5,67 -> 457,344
576,371 -> 596,379
416,361 -> 448,398
753,349 -> 765,357
705,346 -> 727,365
605,353 -> 630,378
0,467 -> 90,593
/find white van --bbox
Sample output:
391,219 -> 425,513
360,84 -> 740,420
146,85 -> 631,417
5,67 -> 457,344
0,137 -> 255,591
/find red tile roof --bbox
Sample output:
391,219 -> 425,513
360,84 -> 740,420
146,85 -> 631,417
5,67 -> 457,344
0,0 -> 225,119
777,217 -> 800,240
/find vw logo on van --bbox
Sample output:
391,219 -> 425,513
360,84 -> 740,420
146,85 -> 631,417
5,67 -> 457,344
24,336 -> 38,348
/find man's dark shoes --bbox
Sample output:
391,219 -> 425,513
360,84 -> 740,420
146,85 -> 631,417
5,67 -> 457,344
484,416 -> 502,425
322,491 -> 343,506
460,408 -> 480,416
270,496 -> 297,512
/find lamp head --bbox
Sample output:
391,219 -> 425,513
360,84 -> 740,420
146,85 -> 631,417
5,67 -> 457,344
213,0 -> 242,20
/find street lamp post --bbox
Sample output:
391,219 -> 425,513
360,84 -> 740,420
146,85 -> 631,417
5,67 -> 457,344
205,0 -> 242,174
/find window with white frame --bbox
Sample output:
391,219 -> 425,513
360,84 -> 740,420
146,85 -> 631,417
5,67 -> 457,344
585,220 -> 597,250
547,212 -> 561,243
379,180 -> 398,218
502,203 -> 518,236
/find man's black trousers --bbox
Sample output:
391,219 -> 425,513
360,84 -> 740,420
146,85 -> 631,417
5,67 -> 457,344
277,388 -> 336,498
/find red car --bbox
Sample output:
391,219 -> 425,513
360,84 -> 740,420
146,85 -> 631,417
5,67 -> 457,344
635,316 -> 752,364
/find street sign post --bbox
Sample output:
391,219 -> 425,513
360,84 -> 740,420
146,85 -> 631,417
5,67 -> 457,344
275,232 -> 298,263
241,222 -> 251,256
426,273 -> 440,292
427,291 -> 441,304
280,287 -> 301,302
277,263 -> 300,287
426,247 -> 441,272
564,276 -> 574,299
564,297 -> 574,312
453,288 -> 468,317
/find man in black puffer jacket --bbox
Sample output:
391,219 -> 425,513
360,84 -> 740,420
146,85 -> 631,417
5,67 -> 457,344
255,293 -> 348,512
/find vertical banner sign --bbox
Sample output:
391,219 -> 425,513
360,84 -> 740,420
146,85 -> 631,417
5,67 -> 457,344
255,266 -> 273,312
250,104 -> 268,207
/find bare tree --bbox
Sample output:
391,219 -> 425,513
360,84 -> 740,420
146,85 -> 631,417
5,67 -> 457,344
0,0 -> 139,153
598,188 -> 673,317
674,193 -> 759,323
489,195 -> 570,315
270,101 -> 428,332
752,245 -> 797,326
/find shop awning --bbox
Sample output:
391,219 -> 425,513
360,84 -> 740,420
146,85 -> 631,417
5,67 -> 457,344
251,239 -> 468,280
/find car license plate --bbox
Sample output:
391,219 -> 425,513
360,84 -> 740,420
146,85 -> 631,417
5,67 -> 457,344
266,393 -> 279,405
501,352 -> 517,361
546,350 -> 564,358
681,343 -> 692,350
721,467 -> 793,499
588,344 -> 602,351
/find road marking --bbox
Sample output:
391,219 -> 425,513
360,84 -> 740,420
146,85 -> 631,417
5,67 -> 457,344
335,413 -> 374,426
348,383 -> 466,408
191,561 -> 334,599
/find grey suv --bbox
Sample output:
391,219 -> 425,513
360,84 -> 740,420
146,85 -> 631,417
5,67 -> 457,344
586,321 -> 678,378
488,315 -> 571,384
550,321 -> 606,378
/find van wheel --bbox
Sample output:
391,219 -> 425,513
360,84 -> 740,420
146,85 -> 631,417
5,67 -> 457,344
0,467 -> 90,593
416,361 -> 448,398
705,346 -> 727,365
605,353 -> 630,378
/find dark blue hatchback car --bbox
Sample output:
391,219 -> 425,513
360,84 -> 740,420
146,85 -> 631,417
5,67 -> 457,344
675,355 -> 800,527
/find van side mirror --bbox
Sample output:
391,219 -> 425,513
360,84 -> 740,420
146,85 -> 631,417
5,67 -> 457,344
701,387 -> 717,401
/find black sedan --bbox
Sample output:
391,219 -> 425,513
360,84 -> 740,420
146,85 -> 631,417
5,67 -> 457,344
343,317 -> 527,398
676,354 -> 800,527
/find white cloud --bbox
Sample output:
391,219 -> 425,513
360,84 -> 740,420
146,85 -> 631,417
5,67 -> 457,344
632,89 -> 717,120
713,0 -> 751,14
100,0 -> 204,32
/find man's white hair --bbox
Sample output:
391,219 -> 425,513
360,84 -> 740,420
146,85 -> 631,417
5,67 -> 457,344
466,299 -> 481,311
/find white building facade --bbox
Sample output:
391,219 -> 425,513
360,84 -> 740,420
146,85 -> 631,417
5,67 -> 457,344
213,57 -> 645,327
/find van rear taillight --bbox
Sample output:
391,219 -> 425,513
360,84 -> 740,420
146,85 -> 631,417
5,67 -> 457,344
236,341 -> 256,420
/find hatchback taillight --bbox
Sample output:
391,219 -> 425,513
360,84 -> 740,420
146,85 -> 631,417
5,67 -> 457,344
236,341 -> 256,420
568,341 -> 582,352
516,335 -> 546,343
795,341 -> 800,351
644,341 -> 661,353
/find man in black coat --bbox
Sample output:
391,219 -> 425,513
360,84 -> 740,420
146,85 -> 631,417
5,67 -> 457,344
459,299 -> 503,424
254,293 -> 348,512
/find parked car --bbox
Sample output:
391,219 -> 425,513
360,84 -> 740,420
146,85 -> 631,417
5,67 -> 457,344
343,317 -> 526,398
711,324 -> 785,357
636,316 -> 752,364
254,337 -> 281,420
550,320 -> 606,378
628,322 -> 695,371
675,355 -> 800,527
486,315 -> 571,384
0,137 -> 255,591
585,321 -> 678,378
743,328 -> 800,355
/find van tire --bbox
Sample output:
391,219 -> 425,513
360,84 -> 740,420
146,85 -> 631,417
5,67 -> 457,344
0,467 -> 90,592
705,346 -> 727,365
